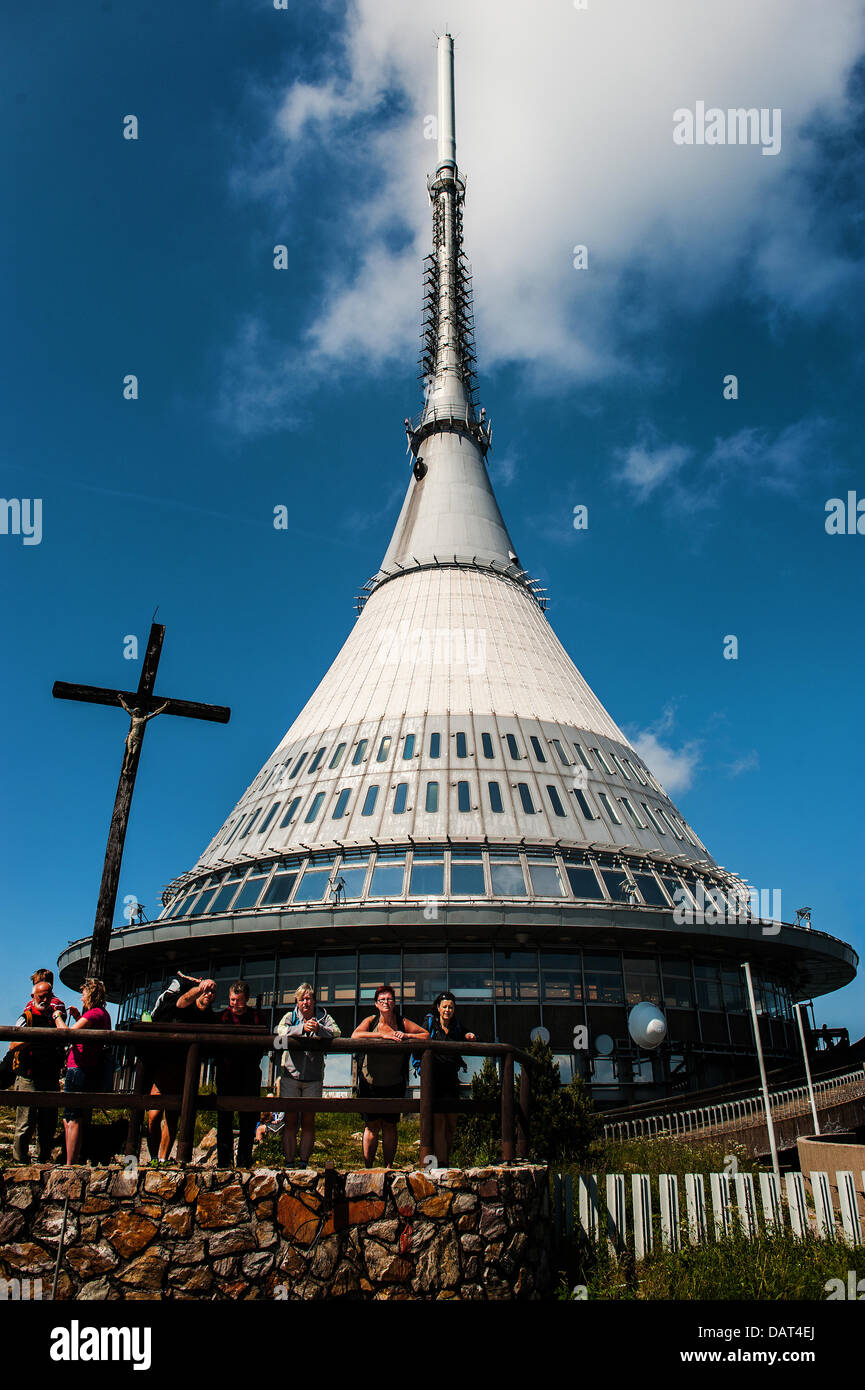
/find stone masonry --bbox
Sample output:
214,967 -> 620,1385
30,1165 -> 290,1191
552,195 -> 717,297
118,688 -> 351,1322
0,1163 -> 552,1300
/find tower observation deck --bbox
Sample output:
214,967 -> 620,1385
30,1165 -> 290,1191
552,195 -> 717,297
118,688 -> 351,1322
59,36 -> 856,1105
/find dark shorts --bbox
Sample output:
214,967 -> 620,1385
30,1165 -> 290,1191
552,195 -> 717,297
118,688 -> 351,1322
62,1065 -> 103,1121
357,1075 -> 406,1126
432,1060 -> 463,1103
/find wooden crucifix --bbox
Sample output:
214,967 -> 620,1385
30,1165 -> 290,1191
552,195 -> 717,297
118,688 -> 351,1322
53,623 -> 230,980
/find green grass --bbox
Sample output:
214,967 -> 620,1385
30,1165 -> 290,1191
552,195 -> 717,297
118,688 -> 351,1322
567,1135 -> 762,1181
558,1229 -> 865,1300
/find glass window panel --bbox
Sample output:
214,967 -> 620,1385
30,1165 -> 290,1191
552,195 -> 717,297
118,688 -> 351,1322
528,862 -> 565,897
541,953 -> 582,1001
393,783 -> 408,814
429,732 -> 441,758
611,753 -> 630,781
336,863 -> 369,898
308,747 -> 326,773
279,797 -> 301,828
451,861 -> 485,894
623,957 -> 661,1006
504,734 -> 521,759
425,781 -> 439,812
304,792 -> 325,823
361,786 -> 379,816
599,868 -> 632,901
494,950 -> 538,1002
185,888 -> 213,918
369,859 -> 406,897
627,760 -> 647,785
551,738 -> 570,765
402,952 -> 447,1004
722,968 -> 746,1011
481,732 -> 494,759
620,797 -> 645,828
358,953 -> 402,1000
662,959 -> 693,1009
530,736 -> 547,762
598,793 -> 621,824
231,875 -> 269,911
488,781 -> 503,813
517,783 -> 535,814
409,859 -> 444,895
573,789 -> 597,820
546,785 -> 567,817
332,789 -> 351,819
289,752 -> 308,779
316,953 -> 357,1006
402,733 -> 415,759
566,865 -> 605,900
328,742 -> 346,769
239,810 -> 261,838
293,870 -> 331,904
633,873 -> 668,907
352,739 -> 368,766
573,743 -> 592,769
489,859 -> 527,896
457,781 -> 471,812
592,747 -> 614,775
584,954 -> 624,1005
695,962 -> 722,1011
262,872 -> 298,907
641,802 -> 665,834
376,736 -> 392,762
455,731 -> 468,758
257,802 -> 281,837
449,950 -> 494,1000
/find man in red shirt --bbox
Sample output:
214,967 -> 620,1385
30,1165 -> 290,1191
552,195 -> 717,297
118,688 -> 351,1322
10,971 -> 67,1162
215,981 -> 266,1168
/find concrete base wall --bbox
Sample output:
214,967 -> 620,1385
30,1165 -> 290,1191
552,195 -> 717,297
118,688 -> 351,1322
0,1163 -> 553,1301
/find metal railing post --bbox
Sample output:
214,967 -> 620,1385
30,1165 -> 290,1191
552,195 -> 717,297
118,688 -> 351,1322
175,1041 -> 200,1164
501,1049 -> 515,1162
419,1049 -> 434,1165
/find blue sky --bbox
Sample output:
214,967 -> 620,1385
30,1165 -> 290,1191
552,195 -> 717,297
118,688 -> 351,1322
2,0 -> 863,1037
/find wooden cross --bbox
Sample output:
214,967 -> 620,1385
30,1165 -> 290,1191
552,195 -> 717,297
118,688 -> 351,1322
53,623 -> 230,981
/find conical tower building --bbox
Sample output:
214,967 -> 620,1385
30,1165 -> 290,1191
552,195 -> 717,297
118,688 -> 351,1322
60,37 -> 856,1102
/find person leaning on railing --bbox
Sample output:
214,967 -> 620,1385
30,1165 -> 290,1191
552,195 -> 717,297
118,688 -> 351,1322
427,990 -> 476,1169
214,981 -> 267,1168
275,982 -> 340,1168
145,973 -> 216,1165
58,978 -> 111,1165
10,969 -> 67,1164
351,984 -> 428,1169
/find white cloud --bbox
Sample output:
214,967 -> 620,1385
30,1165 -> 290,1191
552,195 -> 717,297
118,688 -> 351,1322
726,750 -> 760,777
631,730 -> 702,795
615,440 -> 693,500
222,0 -> 865,432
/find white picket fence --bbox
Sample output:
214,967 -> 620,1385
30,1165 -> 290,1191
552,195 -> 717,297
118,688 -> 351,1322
602,1066 -> 865,1142
552,1170 -> 865,1257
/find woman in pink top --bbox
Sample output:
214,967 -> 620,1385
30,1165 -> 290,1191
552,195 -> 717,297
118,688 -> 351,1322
56,978 -> 111,1164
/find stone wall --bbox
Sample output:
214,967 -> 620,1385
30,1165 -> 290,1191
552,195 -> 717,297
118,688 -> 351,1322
0,1163 -> 552,1300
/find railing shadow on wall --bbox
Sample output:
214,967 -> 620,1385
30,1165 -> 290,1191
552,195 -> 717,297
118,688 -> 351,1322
0,1025 -> 536,1166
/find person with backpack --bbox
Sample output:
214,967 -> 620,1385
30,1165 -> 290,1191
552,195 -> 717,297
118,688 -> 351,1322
60,978 -> 111,1165
351,984 -> 428,1168
428,991 -> 476,1167
275,982 -> 340,1167
10,970 -> 67,1163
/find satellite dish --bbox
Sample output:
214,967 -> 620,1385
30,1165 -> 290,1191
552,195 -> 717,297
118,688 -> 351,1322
530,1026 -> 550,1045
628,1002 -> 667,1050
594,1033 -> 614,1057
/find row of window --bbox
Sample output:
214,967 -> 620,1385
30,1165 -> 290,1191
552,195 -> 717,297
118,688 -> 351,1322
217,775 -> 698,848
246,732 -> 665,806
163,846 -> 741,919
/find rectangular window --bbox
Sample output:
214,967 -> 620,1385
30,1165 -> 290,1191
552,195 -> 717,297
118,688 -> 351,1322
361,786 -> 379,816
262,872 -> 298,907
623,956 -> 661,1006
488,781 -> 503,813
633,873 -> 668,907
308,747 -> 327,774
516,783 -> 535,814
662,960 -> 693,1009
573,789 -> 597,820
239,809 -> 261,839
610,752 -> 631,781
695,962 -> 722,1011
231,874 -> 269,911
393,783 -> 408,814
641,802 -> 665,834
494,949 -> 539,1002
600,868 -> 631,901
450,851 -> 485,895
368,853 -> 406,897
429,732 -> 441,758
335,855 -> 370,899
584,954 -> 624,1005
257,802 -> 281,837
620,797 -> 646,829
332,789 -> 351,819
293,868 -> 331,903
303,792 -> 325,823
205,874 -> 244,915
328,742 -> 347,769
279,797 -> 301,828
530,736 -> 547,763
655,807 -> 683,839
289,751 -> 308,779
565,865 -> 605,900
550,738 -> 570,765
598,792 -> 621,824
481,732 -> 494,759
352,739 -> 368,766
376,736 -> 392,762
573,743 -> 593,769
541,952 -> 582,1002
455,731 -> 468,758
402,733 -> 415,759
546,785 -> 567,817
591,747 -> 613,775
489,857 -> 527,896
528,862 -> 566,897
409,853 -> 444,896
504,733 -> 522,759
626,759 -> 648,785
425,781 -> 439,812
457,781 -> 471,812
